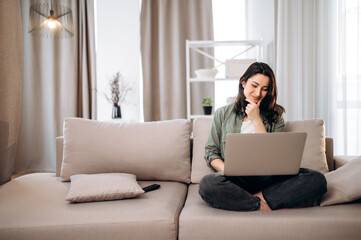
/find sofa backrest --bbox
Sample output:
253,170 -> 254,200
57,118 -> 192,183
56,118 -> 334,183
190,118 -> 333,184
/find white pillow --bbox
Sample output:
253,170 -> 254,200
66,173 -> 145,203
320,157 -> 361,206
60,118 -> 191,183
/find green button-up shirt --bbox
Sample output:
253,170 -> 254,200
205,103 -> 285,170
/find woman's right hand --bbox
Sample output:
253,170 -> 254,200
245,98 -> 267,133
210,158 -> 225,173
245,98 -> 261,122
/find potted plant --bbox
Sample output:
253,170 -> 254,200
202,97 -> 213,115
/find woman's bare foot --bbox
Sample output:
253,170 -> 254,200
253,191 -> 271,211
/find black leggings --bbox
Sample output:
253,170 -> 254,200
198,168 -> 327,211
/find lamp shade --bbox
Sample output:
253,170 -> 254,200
29,0 -> 74,39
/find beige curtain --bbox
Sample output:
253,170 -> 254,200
77,0 -> 97,119
275,0 -> 336,137
14,0 -> 96,174
0,0 -> 23,184
141,0 -> 214,121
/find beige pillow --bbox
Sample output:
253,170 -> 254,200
191,118 -> 214,183
61,118 -> 191,183
284,119 -> 329,174
320,157 -> 361,206
66,173 -> 145,203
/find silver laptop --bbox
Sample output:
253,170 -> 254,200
224,132 -> 307,176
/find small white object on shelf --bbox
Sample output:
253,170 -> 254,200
225,59 -> 257,78
195,68 -> 218,79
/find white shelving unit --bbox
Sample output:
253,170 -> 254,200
186,40 -> 264,119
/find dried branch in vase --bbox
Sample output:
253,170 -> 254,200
98,72 -> 133,106
110,73 -> 121,106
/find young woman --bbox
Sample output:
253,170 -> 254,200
199,62 -> 327,211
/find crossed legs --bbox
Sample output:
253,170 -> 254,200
198,168 -> 327,211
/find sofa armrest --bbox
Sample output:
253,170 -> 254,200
56,136 -> 64,177
325,138 -> 334,171
334,155 -> 360,169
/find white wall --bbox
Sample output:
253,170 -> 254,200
96,0 -> 141,122
245,0 -> 275,68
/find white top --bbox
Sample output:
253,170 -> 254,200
241,120 -> 255,133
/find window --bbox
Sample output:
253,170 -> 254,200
336,0 -> 361,155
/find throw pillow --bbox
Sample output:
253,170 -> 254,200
66,173 -> 145,203
320,156 -> 361,206
284,119 -> 329,174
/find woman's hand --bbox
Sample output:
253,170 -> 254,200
245,98 -> 267,133
210,158 -> 225,173
245,98 -> 261,121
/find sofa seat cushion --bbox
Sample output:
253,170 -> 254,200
0,173 -> 188,240
179,184 -> 361,240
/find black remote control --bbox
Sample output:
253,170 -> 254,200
142,184 -> 161,193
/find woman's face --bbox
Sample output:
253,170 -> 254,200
242,73 -> 270,104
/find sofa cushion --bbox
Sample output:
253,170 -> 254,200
60,118 -> 191,183
179,184 -> 361,240
320,156 -> 361,206
191,118 -> 214,183
66,173 -> 145,203
284,119 -> 329,174
0,173 -> 187,240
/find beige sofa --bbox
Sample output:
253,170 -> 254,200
0,118 -> 360,240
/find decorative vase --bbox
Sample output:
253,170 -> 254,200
203,106 -> 213,115
112,104 -> 122,119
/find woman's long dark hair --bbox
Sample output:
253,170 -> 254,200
233,62 -> 285,123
